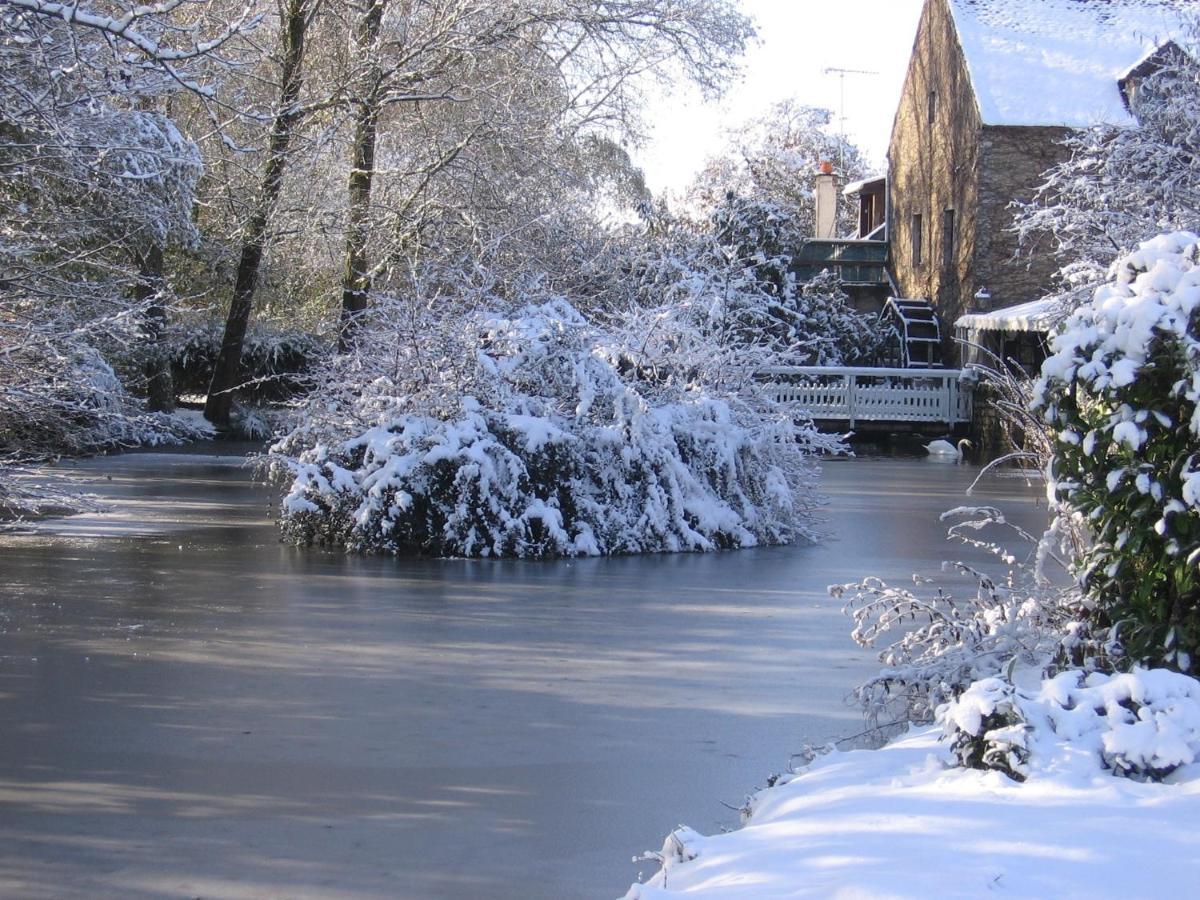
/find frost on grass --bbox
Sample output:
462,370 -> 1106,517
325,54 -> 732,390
274,296 -> 834,558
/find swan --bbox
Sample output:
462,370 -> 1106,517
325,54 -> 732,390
925,438 -> 972,459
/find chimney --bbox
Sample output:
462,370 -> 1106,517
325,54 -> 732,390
814,161 -> 838,239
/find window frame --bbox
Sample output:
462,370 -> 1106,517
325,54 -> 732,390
942,208 -> 955,271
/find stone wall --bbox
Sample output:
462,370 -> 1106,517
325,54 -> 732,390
972,125 -> 1073,314
970,382 -> 1009,454
889,0 -> 1082,367
888,0 -> 982,359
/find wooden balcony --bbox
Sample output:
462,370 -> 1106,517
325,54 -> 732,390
790,239 -> 890,286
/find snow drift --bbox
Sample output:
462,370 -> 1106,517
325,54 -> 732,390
627,668 -> 1200,899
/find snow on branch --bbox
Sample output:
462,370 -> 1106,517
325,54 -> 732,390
1,0 -> 261,64
831,506 -> 1088,728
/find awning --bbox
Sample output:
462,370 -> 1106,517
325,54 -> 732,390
954,298 -> 1061,333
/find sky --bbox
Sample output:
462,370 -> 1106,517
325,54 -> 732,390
636,0 -> 926,195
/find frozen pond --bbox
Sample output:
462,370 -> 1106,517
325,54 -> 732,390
0,449 -> 1047,898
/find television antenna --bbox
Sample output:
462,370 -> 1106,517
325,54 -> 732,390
823,67 -> 879,169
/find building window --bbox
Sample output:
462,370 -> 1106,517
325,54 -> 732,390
912,213 -> 923,266
942,209 -> 955,270
928,90 -> 937,124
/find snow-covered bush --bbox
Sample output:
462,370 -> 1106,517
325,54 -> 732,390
941,677 -> 1030,781
274,290 -> 832,558
940,668 -> 1200,783
1035,232 -> 1200,672
0,292 -> 215,462
171,319 -> 327,401
669,101 -> 890,366
831,506 -> 1086,727
0,325 -> 211,518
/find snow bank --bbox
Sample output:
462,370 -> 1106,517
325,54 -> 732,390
627,669 -> 1200,899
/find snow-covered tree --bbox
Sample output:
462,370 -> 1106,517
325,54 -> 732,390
1014,28 -> 1200,312
1,5 -> 215,455
705,196 -> 889,365
321,0 -> 754,347
189,0 -> 752,423
1,1 -> 248,511
687,100 -> 871,238
607,196 -> 890,374
634,101 -> 888,368
203,0 -> 316,428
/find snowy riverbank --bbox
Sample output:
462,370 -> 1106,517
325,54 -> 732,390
626,670 -> 1200,899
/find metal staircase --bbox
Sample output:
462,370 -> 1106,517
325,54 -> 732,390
881,297 -> 945,368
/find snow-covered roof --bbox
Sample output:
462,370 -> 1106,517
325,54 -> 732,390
841,175 -> 885,197
1118,39 -> 1177,84
948,0 -> 1186,127
955,297 -> 1061,333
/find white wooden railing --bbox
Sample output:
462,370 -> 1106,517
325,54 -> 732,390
762,366 -> 973,428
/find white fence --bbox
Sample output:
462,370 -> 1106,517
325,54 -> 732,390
762,366 -> 973,428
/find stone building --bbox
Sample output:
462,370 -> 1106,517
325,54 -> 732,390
886,0 -> 1184,365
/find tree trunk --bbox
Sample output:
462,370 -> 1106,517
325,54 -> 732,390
205,0 -> 311,429
135,244 -> 174,413
339,0 -> 387,352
